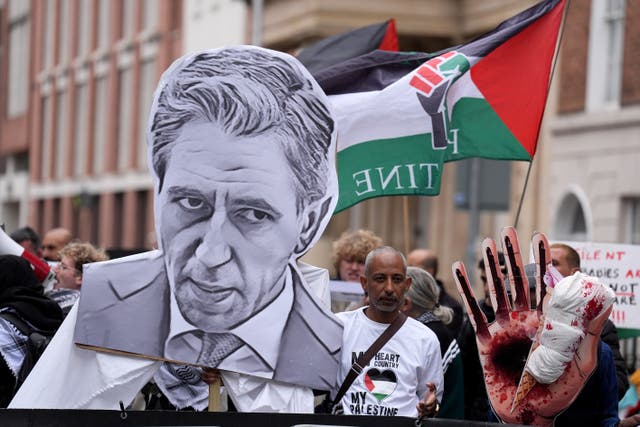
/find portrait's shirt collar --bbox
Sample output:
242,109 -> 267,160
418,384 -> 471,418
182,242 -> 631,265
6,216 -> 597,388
165,267 -> 294,372
231,267 -> 293,369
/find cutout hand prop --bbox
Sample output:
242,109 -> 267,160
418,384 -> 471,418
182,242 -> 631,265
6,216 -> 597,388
452,227 -> 614,426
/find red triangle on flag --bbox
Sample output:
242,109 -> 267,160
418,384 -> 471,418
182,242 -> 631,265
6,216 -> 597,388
378,19 -> 399,52
471,0 -> 565,158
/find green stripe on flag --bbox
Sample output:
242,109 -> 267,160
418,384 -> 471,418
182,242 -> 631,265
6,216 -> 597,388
371,380 -> 396,396
335,134 -> 446,213
445,97 -> 532,162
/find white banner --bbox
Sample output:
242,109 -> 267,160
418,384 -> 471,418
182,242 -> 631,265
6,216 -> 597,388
564,241 -> 640,330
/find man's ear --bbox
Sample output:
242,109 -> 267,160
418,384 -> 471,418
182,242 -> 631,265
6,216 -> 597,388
402,297 -> 412,313
294,197 -> 332,256
404,276 -> 412,292
360,274 -> 368,293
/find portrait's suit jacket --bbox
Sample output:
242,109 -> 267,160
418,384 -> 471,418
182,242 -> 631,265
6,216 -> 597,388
74,250 -> 342,390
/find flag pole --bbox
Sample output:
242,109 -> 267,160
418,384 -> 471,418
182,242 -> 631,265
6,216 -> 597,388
403,196 -> 410,255
514,160 -> 533,228
514,0 -> 570,228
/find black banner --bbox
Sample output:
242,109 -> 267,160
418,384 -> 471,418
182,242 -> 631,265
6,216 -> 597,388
0,409 -> 526,427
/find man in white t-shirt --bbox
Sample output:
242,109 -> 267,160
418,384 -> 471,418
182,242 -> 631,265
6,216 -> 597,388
334,246 -> 444,418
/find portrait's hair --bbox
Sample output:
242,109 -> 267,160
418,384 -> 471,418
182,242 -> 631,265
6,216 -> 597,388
10,226 -> 40,247
364,246 -> 407,277
60,242 -> 109,274
149,47 -> 334,211
406,266 -> 453,325
332,229 -> 383,277
550,243 -> 581,270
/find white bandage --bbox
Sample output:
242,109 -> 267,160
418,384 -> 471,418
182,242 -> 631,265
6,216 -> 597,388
525,272 -> 615,384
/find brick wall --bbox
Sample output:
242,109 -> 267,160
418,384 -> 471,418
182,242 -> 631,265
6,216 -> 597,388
557,0 -> 590,113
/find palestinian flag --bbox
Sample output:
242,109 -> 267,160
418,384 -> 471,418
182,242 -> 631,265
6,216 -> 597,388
322,0 -> 565,213
297,19 -> 398,76
364,368 -> 397,402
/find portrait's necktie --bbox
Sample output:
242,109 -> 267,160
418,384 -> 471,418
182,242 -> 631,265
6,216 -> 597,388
198,333 -> 243,367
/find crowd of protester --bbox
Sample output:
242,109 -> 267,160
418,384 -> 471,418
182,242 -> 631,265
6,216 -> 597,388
0,226 -> 106,405
1,224 -> 639,426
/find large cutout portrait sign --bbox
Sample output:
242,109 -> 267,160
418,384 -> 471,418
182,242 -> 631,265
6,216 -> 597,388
74,46 -> 343,390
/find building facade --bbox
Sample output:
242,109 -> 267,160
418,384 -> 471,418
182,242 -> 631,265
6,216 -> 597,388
1,0 -> 183,250
0,0 -> 31,231
549,0 -> 640,245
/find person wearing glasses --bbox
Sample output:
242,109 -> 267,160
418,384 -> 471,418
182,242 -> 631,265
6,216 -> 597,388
46,242 -> 108,316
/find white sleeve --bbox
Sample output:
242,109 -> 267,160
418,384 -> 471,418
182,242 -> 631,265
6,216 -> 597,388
417,335 -> 444,403
9,304 -> 161,409
297,261 -> 332,309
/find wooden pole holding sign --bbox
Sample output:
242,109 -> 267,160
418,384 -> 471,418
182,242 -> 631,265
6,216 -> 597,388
208,379 -> 221,412
403,196 -> 410,255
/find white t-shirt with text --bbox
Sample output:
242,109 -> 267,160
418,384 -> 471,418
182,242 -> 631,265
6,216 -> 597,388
335,308 -> 444,417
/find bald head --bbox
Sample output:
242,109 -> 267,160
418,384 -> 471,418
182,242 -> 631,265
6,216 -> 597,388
364,246 -> 407,277
42,228 -> 73,261
407,248 -> 438,277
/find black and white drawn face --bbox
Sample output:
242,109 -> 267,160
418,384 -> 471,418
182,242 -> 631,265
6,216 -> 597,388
158,122 -> 306,331
75,47 -> 342,389
149,47 -> 338,333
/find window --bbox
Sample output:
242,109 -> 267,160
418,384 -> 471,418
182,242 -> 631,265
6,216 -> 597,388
7,0 -> 30,117
14,152 -> 29,172
77,0 -> 92,56
117,68 -> 133,170
55,91 -> 68,178
586,0 -> 627,110
42,0 -> 55,70
121,0 -> 136,39
72,196 -> 80,238
554,192 -> 590,242
40,96 -> 53,179
37,199 -> 46,234
142,0 -> 158,30
136,190 -> 149,248
92,77 -> 107,174
90,196 -> 100,244
603,0 -> 625,104
53,197 -> 61,228
73,84 -> 89,176
623,198 -> 640,244
113,192 -> 124,247
97,0 -> 110,49
137,58 -> 156,169
58,0 -> 70,64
